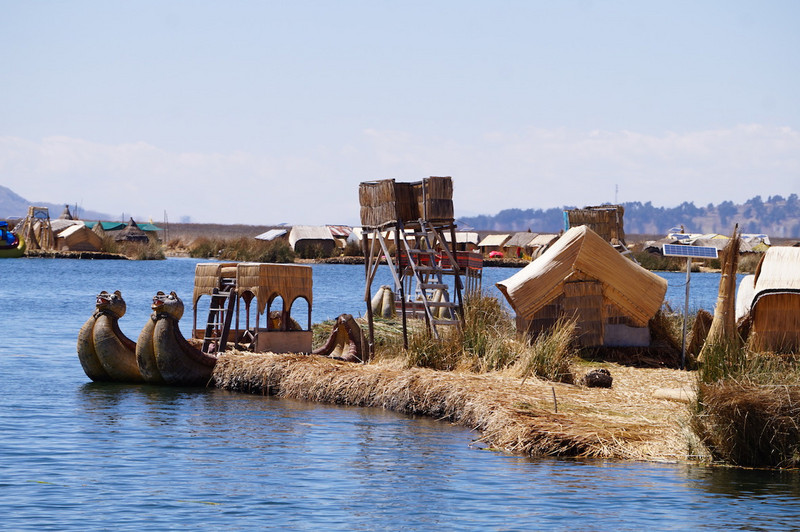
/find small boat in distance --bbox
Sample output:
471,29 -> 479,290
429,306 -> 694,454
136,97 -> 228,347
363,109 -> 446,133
0,221 -> 25,258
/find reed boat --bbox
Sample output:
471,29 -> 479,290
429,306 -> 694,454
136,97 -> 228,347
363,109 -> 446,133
0,222 -> 24,258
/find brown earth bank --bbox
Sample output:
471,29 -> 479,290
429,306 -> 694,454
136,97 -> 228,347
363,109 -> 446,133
212,352 -> 701,462
24,250 -> 128,260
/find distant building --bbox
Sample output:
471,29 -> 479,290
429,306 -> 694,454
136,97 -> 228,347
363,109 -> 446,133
255,228 -> 289,242
477,234 -> 510,256
289,225 -> 336,256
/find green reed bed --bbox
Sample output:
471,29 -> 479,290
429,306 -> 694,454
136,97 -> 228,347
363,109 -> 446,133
371,294 -> 577,384
102,236 -> 165,260
188,236 -> 296,263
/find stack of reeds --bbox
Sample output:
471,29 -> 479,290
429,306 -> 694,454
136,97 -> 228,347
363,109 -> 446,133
565,205 -> 625,244
699,227 -> 741,362
413,176 -> 454,222
359,179 -> 401,228
359,177 -> 454,227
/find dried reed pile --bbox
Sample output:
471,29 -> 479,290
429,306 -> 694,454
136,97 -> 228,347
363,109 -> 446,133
693,378 -> 800,468
689,233 -> 800,467
212,352 -> 695,460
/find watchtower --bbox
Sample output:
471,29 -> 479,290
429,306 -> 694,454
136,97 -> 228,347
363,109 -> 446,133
15,206 -> 55,250
359,176 -> 466,357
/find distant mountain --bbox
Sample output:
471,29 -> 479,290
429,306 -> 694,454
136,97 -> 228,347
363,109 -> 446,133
0,185 -> 113,221
459,194 -> 800,238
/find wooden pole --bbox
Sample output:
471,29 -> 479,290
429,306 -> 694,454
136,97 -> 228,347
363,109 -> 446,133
395,224 -> 408,349
362,228 -> 376,360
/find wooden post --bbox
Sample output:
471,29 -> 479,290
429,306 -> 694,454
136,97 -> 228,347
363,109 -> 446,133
394,224 -> 408,349
362,228 -> 376,360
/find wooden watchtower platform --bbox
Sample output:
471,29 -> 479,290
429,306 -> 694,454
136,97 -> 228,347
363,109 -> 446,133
359,176 -> 466,357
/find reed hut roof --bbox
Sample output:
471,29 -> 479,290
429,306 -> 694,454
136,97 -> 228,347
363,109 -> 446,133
56,223 -> 103,251
59,205 -> 74,220
114,218 -> 149,242
504,232 -> 537,248
289,225 -> 334,247
255,229 -> 288,241
753,246 -> 800,293
496,225 -> 667,326
193,262 -> 313,315
478,234 -> 510,247
529,233 -> 560,247
50,218 -> 81,234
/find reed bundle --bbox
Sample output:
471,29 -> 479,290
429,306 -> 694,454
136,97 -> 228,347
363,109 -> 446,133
212,352 -> 695,461
693,380 -> 800,468
359,177 -> 454,227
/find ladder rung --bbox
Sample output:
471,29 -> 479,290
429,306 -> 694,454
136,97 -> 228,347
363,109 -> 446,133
432,319 -> 460,326
426,301 -> 456,307
421,283 -> 447,290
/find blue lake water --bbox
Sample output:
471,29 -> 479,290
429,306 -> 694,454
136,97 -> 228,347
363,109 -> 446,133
2,257 -> 797,530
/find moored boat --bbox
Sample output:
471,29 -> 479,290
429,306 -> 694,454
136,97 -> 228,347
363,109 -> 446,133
136,291 -> 217,386
0,221 -> 25,258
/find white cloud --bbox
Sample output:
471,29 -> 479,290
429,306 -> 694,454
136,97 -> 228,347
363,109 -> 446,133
1,125 -> 797,225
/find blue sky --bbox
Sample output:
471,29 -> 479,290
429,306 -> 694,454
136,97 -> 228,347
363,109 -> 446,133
1,1 -> 798,225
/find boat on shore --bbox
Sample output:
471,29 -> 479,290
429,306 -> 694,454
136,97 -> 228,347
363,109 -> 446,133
0,222 -> 25,258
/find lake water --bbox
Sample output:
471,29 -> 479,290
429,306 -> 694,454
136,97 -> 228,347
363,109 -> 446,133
2,258 -> 798,530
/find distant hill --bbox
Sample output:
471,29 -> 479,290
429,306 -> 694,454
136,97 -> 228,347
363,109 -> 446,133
0,185 -> 112,221
460,194 -> 800,238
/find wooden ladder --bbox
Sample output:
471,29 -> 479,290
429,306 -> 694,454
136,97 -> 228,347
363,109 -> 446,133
201,276 -> 236,354
398,220 -> 464,338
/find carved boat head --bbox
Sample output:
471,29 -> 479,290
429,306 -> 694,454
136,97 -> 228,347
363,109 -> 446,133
95,290 -> 126,318
152,290 -> 184,321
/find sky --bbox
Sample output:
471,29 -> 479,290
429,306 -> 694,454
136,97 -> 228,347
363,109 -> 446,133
1,0 -> 798,226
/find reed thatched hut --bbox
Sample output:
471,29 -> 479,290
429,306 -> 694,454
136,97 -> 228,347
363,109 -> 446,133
528,233 -> 560,258
254,228 -> 289,242
496,226 -> 667,347
477,234 -> 510,256
114,218 -> 149,243
289,225 -> 336,257
739,246 -> 800,352
503,232 -> 537,259
55,222 -> 103,251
